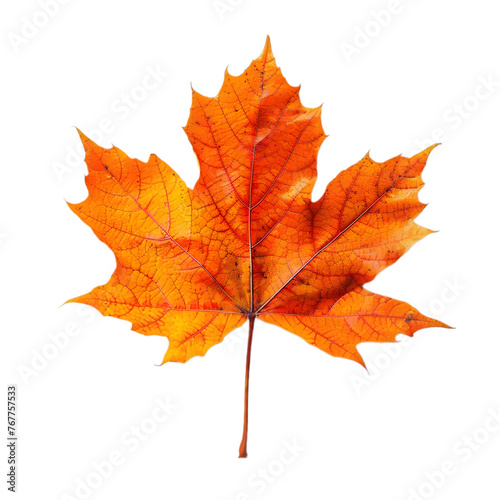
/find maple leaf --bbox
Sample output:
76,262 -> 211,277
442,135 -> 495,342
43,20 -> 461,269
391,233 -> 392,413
67,37 -> 449,457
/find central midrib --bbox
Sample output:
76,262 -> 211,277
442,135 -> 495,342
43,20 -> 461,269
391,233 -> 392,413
248,48 -> 270,315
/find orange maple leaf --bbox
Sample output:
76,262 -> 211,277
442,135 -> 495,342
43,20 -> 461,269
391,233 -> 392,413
67,37 -> 449,457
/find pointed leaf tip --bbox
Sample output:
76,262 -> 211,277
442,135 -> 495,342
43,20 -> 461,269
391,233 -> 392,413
259,35 -> 275,62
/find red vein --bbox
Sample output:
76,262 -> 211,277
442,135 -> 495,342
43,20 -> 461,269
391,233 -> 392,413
255,186 -> 393,314
102,166 -> 236,305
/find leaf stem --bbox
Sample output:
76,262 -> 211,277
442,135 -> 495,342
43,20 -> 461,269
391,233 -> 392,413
238,314 -> 255,458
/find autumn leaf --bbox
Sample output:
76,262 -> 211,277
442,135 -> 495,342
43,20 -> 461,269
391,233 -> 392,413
67,36 -> 449,457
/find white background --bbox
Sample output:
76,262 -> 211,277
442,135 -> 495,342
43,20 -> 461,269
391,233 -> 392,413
1,1 -> 499,499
